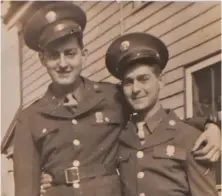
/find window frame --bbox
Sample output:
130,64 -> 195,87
185,53 -> 221,118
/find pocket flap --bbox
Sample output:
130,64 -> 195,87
153,145 -> 186,161
33,122 -> 59,141
118,152 -> 131,162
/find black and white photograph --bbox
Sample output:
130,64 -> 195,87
1,1 -> 221,196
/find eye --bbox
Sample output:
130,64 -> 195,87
138,75 -> 150,83
65,49 -> 77,57
123,79 -> 133,87
44,52 -> 59,60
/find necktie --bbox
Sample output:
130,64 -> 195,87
136,121 -> 146,145
63,93 -> 78,112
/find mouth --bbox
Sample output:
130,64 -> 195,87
131,96 -> 147,101
56,71 -> 72,77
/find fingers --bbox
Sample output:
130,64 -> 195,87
40,185 -> 46,196
40,173 -> 52,184
194,146 -> 217,161
40,173 -> 52,195
40,182 -> 52,195
192,143 -> 214,157
192,134 -> 206,152
210,149 -> 221,162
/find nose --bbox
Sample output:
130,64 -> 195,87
132,81 -> 140,95
58,53 -> 67,68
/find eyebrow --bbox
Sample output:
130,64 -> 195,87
44,48 -> 78,53
125,73 -> 149,80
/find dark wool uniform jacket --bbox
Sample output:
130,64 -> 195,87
118,109 -> 217,196
13,78 -> 126,196
14,77 -> 210,196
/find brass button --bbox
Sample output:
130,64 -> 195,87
42,128 -> 47,134
73,139 -> 80,146
137,172 -> 145,179
137,151 -> 144,159
72,160 -> 80,167
104,117 -> 110,122
169,120 -> 176,126
72,119 -> 78,125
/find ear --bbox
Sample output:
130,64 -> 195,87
158,72 -> 165,89
38,52 -> 46,67
81,48 -> 88,64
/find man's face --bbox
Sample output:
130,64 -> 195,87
40,36 -> 85,86
122,64 -> 162,112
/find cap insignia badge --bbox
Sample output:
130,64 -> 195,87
120,40 -> 130,52
45,11 -> 57,23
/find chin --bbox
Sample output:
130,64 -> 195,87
55,79 -> 75,86
131,103 -> 147,112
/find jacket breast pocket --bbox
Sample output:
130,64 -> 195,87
152,146 -> 187,172
153,145 -> 187,161
118,151 -> 131,163
33,123 -> 59,142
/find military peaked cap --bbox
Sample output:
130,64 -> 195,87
105,32 -> 169,79
23,2 -> 87,51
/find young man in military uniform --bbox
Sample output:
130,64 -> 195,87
14,2 -> 220,196
14,2 -> 125,196
105,32 -> 219,196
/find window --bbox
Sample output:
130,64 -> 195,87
185,53 -> 221,190
192,63 -> 221,120
185,54 -> 221,119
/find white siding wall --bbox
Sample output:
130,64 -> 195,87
1,22 -> 20,196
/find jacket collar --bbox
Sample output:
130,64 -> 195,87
120,109 -> 181,149
33,77 -> 105,119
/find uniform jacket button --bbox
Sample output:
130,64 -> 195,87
137,151 -> 144,159
72,119 -> 78,125
104,117 -> 110,122
169,120 -> 176,126
73,139 -> 80,146
42,128 -> 47,134
73,160 -> 80,167
137,172 -> 145,179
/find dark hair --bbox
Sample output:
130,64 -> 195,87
120,58 -> 162,79
60,32 -> 84,49
42,32 -> 84,51
73,32 -> 84,49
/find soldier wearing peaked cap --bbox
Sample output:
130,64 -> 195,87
105,32 -> 219,196
13,2 -> 125,196
16,2 -> 220,195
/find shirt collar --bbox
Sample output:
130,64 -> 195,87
145,106 -> 167,133
46,76 -> 85,103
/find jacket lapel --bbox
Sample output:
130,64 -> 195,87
34,78 -> 105,119
34,94 -> 75,119
141,110 -> 179,149
119,121 -> 141,149
73,78 -> 105,118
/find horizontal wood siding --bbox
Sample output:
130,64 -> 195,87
20,1 -> 221,113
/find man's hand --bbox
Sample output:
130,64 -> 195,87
192,123 -> 221,162
40,173 -> 52,196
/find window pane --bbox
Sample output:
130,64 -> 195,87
192,62 -> 221,187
